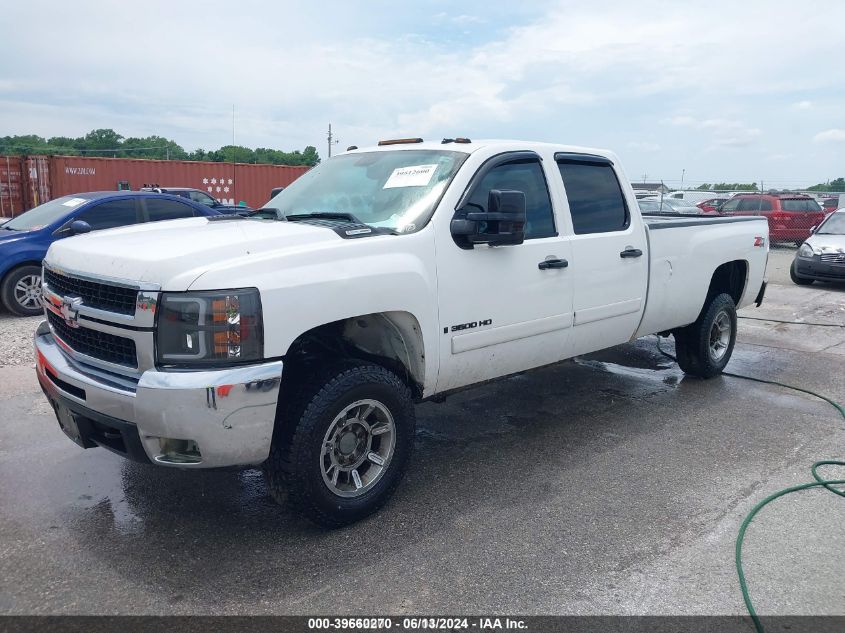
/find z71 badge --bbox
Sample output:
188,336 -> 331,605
445,319 -> 492,334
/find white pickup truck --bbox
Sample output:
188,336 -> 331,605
35,139 -> 769,526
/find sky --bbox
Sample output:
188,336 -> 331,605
1,0 -> 844,189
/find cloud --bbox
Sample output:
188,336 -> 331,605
0,0 -> 843,186
626,141 -> 661,153
813,129 -> 845,144
438,13 -> 486,26
669,116 -> 761,148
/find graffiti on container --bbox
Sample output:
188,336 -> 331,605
64,166 -> 96,176
203,177 -> 235,205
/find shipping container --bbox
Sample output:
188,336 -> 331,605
0,155 -> 311,216
48,156 -> 310,210
0,156 -> 24,218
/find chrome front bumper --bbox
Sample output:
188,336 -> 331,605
35,323 -> 283,468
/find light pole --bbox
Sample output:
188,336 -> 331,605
681,169 -> 685,189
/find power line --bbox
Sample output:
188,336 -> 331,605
0,144 -> 169,153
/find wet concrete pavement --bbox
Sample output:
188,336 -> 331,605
1,255 -> 844,615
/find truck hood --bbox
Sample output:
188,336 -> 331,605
45,217 -> 341,290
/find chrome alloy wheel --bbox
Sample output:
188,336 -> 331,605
708,310 -> 732,362
320,399 -> 396,498
13,274 -> 42,311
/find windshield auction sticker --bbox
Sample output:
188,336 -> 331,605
61,198 -> 87,207
383,164 -> 438,189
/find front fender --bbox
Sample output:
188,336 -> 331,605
188,230 -> 440,395
0,245 -> 49,280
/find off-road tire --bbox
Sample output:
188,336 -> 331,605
264,361 -> 415,528
674,293 -> 737,378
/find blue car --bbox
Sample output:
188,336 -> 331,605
0,191 -> 220,316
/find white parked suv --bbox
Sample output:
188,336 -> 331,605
35,139 -> 769,526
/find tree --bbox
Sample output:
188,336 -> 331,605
807,178 -> 845,192
81,128 -> 124,151
0,129 -> 320,165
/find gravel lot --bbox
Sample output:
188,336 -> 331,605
0,309 -> 41,368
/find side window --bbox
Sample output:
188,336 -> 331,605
721,199 -> 740,213
145,199 -> 198,222
557,161 -> 629,234
190,190 -> 217,206
465,159 -> 555,239
737,198 -> 762,212
76,199 -> 139,230
758,199 -> 773,212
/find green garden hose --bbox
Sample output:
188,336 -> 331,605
655,336 -> 845,633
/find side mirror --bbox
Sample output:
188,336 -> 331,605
451,189 -> 526,249
69,220 -> 92,235
810,225 -> 817,234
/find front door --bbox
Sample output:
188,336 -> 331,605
435,152 -> 574,392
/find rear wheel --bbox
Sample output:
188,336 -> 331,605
264,361 -> 415,527
1,265 -> 43,316
790,261 -> 814,286
674,293 -> 737,378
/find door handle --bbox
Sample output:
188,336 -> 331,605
538,258 -> 568,270
620,248 -> 643,258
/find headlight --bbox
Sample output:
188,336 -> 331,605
798,243 -> 816,258
156,289 -> 263,366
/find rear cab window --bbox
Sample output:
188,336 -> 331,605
556,155 -> 629,234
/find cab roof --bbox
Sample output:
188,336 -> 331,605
341,139 -> 613,158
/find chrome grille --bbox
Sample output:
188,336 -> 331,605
819,253 -> 845,264
47,310 -> 138,368
43,268 -> 138,315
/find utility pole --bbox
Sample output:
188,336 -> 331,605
327,124 -> 339,158
681,169 -> 685,189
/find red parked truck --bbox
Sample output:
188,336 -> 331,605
718,193 -> 826,245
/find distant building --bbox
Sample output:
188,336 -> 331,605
631,182 -> 670,194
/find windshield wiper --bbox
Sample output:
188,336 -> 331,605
285,212 -> 366,225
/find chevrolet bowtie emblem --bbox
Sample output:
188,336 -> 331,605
60,296 -> 83,328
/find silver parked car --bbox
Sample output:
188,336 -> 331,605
638,197 -> 702,215
791,210 -> 845,285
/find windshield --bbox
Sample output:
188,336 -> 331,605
264,149 -> 467,233
818,211 -> 845,234
3,196 -> 89,231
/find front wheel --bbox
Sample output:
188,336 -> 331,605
264,361 -> 416,527
674,293 -> 737,378
790,261 -> 814,286
1,265 -> 43,316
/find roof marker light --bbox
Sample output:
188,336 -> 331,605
377,138 -> 424,146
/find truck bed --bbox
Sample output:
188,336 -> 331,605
642,213 -> 766,229
634,213 -> 769,338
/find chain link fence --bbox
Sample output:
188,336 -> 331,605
635,187 -> 844,250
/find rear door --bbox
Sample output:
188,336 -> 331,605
555,154 -> 648,356
778,198 -> 825,242
141,197 -> 201,222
